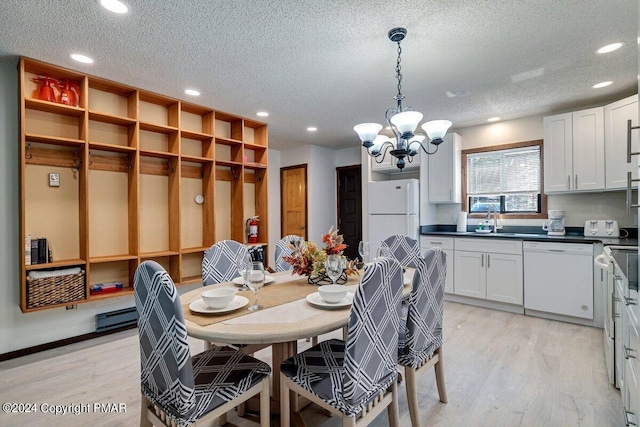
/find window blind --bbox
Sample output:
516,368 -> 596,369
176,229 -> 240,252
467,146 -> 541,196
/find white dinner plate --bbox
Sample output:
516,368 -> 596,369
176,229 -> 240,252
306,292 -> 354,309
232,275 -> 275,286
189,295 -> 249,314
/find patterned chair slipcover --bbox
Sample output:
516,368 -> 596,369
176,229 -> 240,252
379,234 -> 421,268
280,257 -> 404,424
202,240 -> 249,286
134,260 -> 271,427
398,248 -> 448,427
274,235 -> 304,272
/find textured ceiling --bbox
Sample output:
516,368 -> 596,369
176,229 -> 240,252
0,0 -> 637,149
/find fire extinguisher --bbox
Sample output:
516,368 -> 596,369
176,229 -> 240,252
246,216 -> 259,243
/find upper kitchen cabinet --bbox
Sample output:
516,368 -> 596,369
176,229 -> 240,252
543,107 -> 604,193
604,94 -> 638,190
370,148 -> 421,173
428,132 -> 461,203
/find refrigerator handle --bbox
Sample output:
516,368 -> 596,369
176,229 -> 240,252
406,183 -> 411,215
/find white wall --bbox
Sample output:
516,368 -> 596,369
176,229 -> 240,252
267,149 -> 281,268
436,115 -> 638,228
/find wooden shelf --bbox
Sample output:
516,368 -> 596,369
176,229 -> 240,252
179,276 -> 203,285
181,129 -> 213,141
182,246 -> 209,254
244,162 -> 267,170
25,98 -> 85,117
25,133 -> 84,147
88,287 -> 134,301
140,250 -> 180,258
243,142 -> 267,150
26,259 -> 86,271
215,160 -> 243,167
246,242 -> 268,248
181,154 -> 214,164
89,141 -> 136,153
89,110 -> 137,126
90,254 -> 138,263
140,121 -> 179,134
140,149 -> 179,159
215,136 -> 243,146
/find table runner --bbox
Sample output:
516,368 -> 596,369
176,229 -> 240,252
182,273 -> 361,327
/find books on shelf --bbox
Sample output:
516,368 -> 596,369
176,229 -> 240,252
27,237 -> 52,265
90,282 -> 124,295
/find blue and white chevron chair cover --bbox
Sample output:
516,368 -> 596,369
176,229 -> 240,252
379,234 -> 421,268
274,235 -> 304,272
202,240 -> 248,286
398,248 -> 448,427
134,260 -> 271,427
279,257 -> 404,427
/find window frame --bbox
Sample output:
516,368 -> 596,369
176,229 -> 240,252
462,139 -> 547,219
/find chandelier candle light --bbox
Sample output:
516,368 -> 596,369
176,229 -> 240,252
354,27 -> 452,171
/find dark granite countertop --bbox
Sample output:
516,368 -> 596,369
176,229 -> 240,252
420,225 -> 639,246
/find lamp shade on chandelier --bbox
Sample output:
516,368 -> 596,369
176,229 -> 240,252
354,27 -> 452,170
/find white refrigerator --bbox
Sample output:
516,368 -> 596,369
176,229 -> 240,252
368,179 -> 420,257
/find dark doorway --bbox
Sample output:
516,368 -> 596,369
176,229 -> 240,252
337,165 -> 362,261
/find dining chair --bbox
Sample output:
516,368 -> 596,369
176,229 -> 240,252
202,240 -> 248,286
274,235 -> 304,272
280,257 -> 405,427
398,248 -> 448,427
379,234 -> 421,268
134,260 -> 271,427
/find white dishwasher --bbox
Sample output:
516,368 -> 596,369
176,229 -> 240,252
523,241 -> 594,319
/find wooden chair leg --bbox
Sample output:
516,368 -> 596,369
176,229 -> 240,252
219,412 -> 227,425
311,336 -> 319,346
388,379 -> 400,427
140,393 -> 152,427
260,378 -> 270,427
281,375 -> 290,427
405,368 -> 421,427
434,346 -> 448,403
342,414 -> 357,427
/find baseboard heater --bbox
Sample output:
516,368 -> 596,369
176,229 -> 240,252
95,307 -> 138,333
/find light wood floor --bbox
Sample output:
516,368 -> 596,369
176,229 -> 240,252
0,301 -> 621,426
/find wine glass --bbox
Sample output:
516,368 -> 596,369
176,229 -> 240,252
246,261 -> 265,311
358,241 -> 370,263
235,252 -> 252,291
325,254 -> 342,285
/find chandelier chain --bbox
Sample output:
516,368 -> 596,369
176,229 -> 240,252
395,41 -> 403,99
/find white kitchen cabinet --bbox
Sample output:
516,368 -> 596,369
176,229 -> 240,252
454,238 -> 523,305
543,107 -> 605,193
605,94 -> 639,190
622,291 -> 640,426
428,132 -> 461,203
420,236 -> 454,294
370,148 -> 420,173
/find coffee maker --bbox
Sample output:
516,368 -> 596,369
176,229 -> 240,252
542,210 -> 566,236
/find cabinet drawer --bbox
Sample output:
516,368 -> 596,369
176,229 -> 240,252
420,236 -> 454,250
455,238 -> 523,255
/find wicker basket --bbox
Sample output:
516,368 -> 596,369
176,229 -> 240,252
26,270 -> 86,309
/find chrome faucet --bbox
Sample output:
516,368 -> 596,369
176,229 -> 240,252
486,205 -> 499,233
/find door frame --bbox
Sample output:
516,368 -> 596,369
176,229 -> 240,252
280,164 -> 308,240
336,165 -> 363,260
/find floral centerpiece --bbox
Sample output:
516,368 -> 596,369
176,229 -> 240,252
282,226 -> 359,284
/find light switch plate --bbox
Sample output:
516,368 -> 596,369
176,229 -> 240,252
49,173 -> 60,187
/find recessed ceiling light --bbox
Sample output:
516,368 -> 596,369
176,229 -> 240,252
70,53 -> 94,64
592,81 -> 613,89
184,89 -> 200,96
99,0 -> 128,14
487,117 -> 501,122
307,127 -> 317,132
256,111 -> 269,117
596,42 -> 625,54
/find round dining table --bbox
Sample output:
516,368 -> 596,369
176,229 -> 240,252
179,269 -> 412,415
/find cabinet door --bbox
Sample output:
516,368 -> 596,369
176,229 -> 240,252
623,308 -> 639,426
443,249 -> 454,294
543,113 -> 573,193
605,95 -> 638,190
370,154 -> 394,172
420,238 -> 454,294
428,133 -> 461,203
486,253 -> 523,305
573,107 -> 605,191
454,250 -> 485,298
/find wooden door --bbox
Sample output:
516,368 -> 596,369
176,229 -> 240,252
280,165 -> 307,240
337,166 -> 362,260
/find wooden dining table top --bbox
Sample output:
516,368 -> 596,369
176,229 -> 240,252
179,269 -> 413,345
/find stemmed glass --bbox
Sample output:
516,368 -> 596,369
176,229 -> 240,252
246,261 -> 265,311
325,254 -> 343,285
358,241 -> 370,263
235,252 -> 252,291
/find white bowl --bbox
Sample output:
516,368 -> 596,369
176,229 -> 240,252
201,288 -> 236,309
318,285 -> 348,304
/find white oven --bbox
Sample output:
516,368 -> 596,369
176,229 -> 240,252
595,245 -> 637,387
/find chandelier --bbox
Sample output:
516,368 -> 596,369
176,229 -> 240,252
354,27 -> 452,171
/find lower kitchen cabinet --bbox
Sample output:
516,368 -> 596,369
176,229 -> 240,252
622,281 -> 639,425
420,236 -> 454,294
453,238 -> 523,305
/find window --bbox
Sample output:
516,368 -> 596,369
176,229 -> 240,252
463,140 -> 546,218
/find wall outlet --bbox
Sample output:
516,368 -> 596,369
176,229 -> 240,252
49,173 -> 60,187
